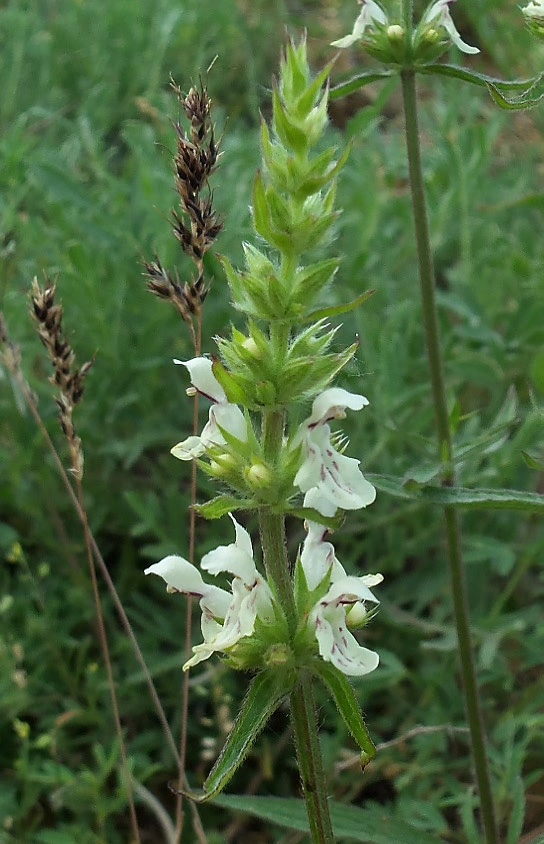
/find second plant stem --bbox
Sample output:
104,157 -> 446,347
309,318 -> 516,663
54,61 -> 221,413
401,67 -> 499,844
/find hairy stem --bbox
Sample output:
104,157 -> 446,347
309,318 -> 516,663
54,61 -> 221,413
290,673 -> 335,844
400,68 -> 498,844
259,402 -> 334,843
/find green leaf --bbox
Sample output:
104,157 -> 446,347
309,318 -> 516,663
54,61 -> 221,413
330,70 -> 397,100
420,64 -> 541,93
420,64 -> 544,109
522,451 -> 544,471
369,474 -> 544,512
213,794 -> 444,844
183,670 -> 295,801
486,76 -> 544,110
311,661 -> 376,767
505,775 -> 525,844
304,288 -> 376,323
211,358 -> 248,405
272,86 -> 308,153
194,496 -> 257,519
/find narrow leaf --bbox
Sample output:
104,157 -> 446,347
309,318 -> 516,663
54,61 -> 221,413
522,451 -> 544,470
420,64 -> 541,93
369,474 -> 544,512
421,64 -> 544,109
304,289 -> 376,323
213,794 -> 444,844
330,70 -> 396,100
312,661 -> 376,767
486,78 -> 544,110
183,670 -> 295,802
194,496 -> 257,519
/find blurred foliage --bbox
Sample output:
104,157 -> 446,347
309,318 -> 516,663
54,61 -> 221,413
1,0 -> 543,842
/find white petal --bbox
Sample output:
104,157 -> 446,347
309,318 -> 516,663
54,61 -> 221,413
144,555 -> 206,593
524,0 -> 544,14
443,16 -> 480,54
198,403 -> 247,451
303,488 -> 338,518
229,514 -> 254,559
314,603 -> 380,676
171,436 -> 206,460
320,458 -> 376,509
189,577 -> 263,667
201,516 -> 257,582
300,495 -> 347,590
422,0 -> 479,54
324,573 -> 382,606
295,425 -> 376,510
144,555 -> 231,617
294,435 -> 326,492
331,1 -> 387,48
212,403 -> 247,442
171,403 -> 246,461
302,535 -> 336,591
308,388 -> 369,427
176,357 -> 227,403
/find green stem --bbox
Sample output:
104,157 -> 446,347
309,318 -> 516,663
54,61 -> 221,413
400,68 -> 499,844
290,672 -> 335,844
259,405 -> 334,842
402,0 -> 414,34
259,505 -> 297,636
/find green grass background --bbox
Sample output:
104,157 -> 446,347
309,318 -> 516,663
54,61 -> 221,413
1,1 -> 543,842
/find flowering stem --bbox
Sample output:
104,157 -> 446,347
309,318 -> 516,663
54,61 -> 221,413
400,68 -> 499,844
290,672 -> 336,844
259,506 -> 297,636
259,403 -> 334,842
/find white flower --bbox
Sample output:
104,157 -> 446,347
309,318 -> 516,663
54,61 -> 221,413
145,515 -> 273,669
170,357 -> 246,460
300,489 -> 383,675
294,387 -> 376,512
523,0 -> 544,16
522,0 -> 544,29
311,573 -> 383,676
331,0 -> 387,48
300,489 -> 347,590
421,0 -> 480,54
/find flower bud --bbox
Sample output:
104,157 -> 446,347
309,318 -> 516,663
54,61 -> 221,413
242,337 -> 261,358
209,453 -> 238,478
245,462 -> 273,489
346,601 -> 370,629
264,643 -> 294,668
387,24 -> 405,43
